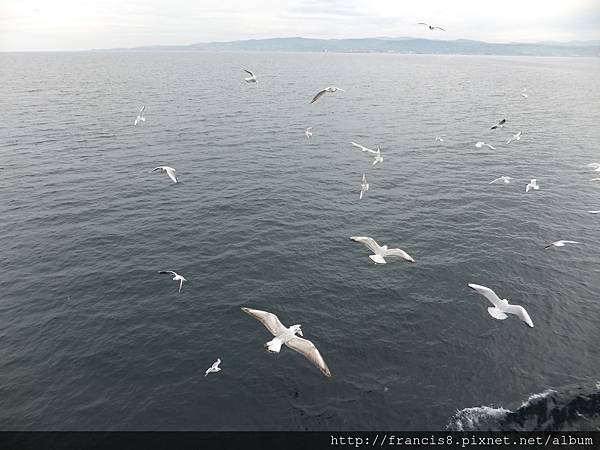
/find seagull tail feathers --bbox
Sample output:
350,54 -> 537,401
488,307 -> 508,320
369,254 -> 387,264
265,338 -> 283,353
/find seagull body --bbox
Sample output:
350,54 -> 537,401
158,270 -> 186,292
589,211 -> 600,214
418,22 -> 445,31
152,166 -> 177,183
310,86 -> 345,104
359,173 -> 369,199
587,163 -> 600,172
241,307 -> 331,377
521,88 -> 528,98
350,236 -> 415,264
372,148 -> 383,165
491,119 -> 506,130
205,358 -> 221,376
435,135 -> 445,142
305,127 -> 313,139
134,105 -> 145,126
468,283 -> 534,328
243,69 -> 256,82
476,141 -> 496,150
545,240 -> 580,249
525,179 -> 539,193
506,131 -> 522,144
590,178 -> 600,181
489,176 -> 512,184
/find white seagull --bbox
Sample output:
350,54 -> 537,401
587,163 -> 600,172
435,135 -> 445,142
418,22 -> 446,31
305,127 -> 313,139
506,131 -> 522,144
351,142 -> 383,165
241,307 -> 331,377
545,240 -> 580,249
152,166 -> 178,183
350,236 -> 415,264
521,88 -> 528,98
205,358 -> 222,377
134,105 -> 146,126
590,178 -> 600,181
491,118 -> 506,130
468,284 -> 534,328
310,86 -> 345,104
489,176 -> 512,185
476,141 -> 496,150
243,69 -> 257,83
588,210 -> 600,214
525,179 -> 539,193
359,173 -> 369,199
158,270 -> 187,293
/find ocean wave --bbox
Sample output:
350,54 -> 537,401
447,383 -> 600,431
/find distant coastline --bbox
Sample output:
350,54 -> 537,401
94,36 -> 600,57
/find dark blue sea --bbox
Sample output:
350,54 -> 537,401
1,51 -> 600,430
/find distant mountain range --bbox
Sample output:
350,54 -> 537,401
96,36 -> 600,57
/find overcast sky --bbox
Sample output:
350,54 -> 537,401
1,0 -> 599,51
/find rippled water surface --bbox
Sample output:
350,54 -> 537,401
1,52 -> 600,430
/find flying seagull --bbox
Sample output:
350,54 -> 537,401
468,283 -> 534,328
158,270 -> 186,293
372,148 -> 384,165
305,127 -> 313,139
241,307 -> 331,378
418,22 -> 446,31
589,210 -> 600,214
506,131 -> 522,144
435,135 -> 445,142
525,179 -> 539,193
476,141 -> 496,150
134,105 -> 145,126
205,358 -> 221,377
359,173 -> 369,199
152,166 -> 178,183
545,240 -> 580,249
489,176 -> 512,185
491,119 -> 506,130
310,86 -> 345,104
587,163 -> 600,172
521,88 -> 528,99
590,178 -> 600,181
243,69 -> 256,83
350,236 -> 415,264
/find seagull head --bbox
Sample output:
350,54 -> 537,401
290,324 -> 303,336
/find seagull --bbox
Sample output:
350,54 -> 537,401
310,86 -> 345,104
351,142 -> 383,165
241,307 -> 331,378
506,131 -> 522,144
468,283 -> 534,328
435,135 -> 445,142
243,69 -> 256,83
305,127 -> 313,139
152,166 -> 178,183
205,358 -> 221,377
521,88 -> 528,98
491,119 -> 506,130
587,163 -> 600,172
158,270 -> 186,293
588,211 -> 600,214
476,141 -> 496,150
590,178 -> 600,181
525,179 -> 539,193
489,176 -> 512,184
134,105 -> 145,126
544,240 -> 580,249
359,173 -> 369,199
350,236 -> 415,264
418,22 -> 446,31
